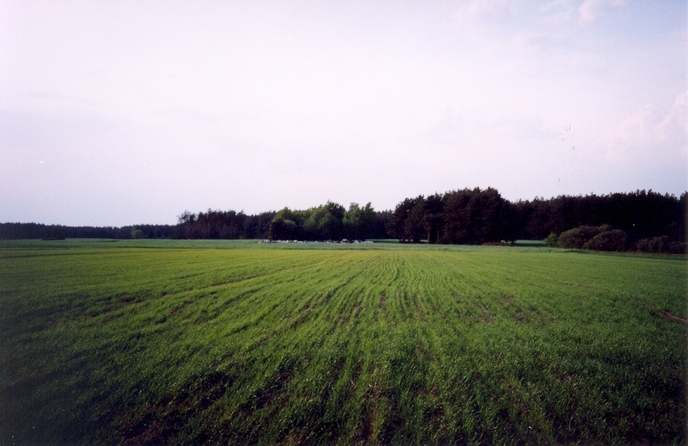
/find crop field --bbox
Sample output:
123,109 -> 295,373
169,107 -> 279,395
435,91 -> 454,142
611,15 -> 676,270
0,240 -> 686,444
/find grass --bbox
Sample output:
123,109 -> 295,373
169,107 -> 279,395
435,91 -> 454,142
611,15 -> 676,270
1,240 -> 685,444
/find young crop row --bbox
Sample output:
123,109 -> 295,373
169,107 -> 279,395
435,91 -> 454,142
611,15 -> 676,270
1,244 -> 685,444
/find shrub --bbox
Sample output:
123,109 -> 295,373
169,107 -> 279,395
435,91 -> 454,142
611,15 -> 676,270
669,241 -> 687,254
635,236 -> 685,254
544,232 -> 558,247
583,229 -> 627,251
557,225 -> 602,249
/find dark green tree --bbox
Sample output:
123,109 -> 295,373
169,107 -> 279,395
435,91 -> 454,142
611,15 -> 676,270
424,193 -> 444,243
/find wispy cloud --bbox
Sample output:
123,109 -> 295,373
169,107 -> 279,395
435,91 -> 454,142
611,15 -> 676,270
539,0 -> 576,24
578,0 -> 627,24
602,91 -> 688,164
454,0 -> 520,23
453,0 -> 524,37
539,0 -> 626,25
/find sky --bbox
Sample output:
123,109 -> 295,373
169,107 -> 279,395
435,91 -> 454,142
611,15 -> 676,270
1,0 -> 686,226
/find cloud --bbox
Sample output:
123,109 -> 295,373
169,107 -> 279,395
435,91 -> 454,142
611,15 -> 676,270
578,0 -> 626,24
538,0 -> 626,25
459,0 -> 626,28
539,0 -> 576,24
454,0 -> 523,36
601,91 -> 688,164
512,29 -> 567,53
455,0 -> 516,22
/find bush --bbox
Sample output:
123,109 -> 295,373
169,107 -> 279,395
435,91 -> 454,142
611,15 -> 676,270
669,241 -> 686,254
635,236 -> 685,254
556,225 -> 629,251
583,229 -> 627,251
635,236 -> 669,253
544,232 -> 558,247
557,226 -> 602,249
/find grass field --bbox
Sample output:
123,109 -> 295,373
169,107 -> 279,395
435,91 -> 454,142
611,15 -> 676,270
1,240 -> 686,444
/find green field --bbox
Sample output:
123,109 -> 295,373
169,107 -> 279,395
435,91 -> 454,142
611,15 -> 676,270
1,240 -> 685,444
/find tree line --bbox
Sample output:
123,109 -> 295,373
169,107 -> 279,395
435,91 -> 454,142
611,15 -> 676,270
514,190 -> 686,241
0,223 -> 177,240
389,188 -> 518,244
268,202 -> 390,241
2,189 -> 685,253
387,188 -> 686,251
176,210 -> 276,240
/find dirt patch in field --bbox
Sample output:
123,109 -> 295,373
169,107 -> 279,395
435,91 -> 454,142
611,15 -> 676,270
325,283 -> 346,301
334,293 -> 364,333
529,305 -> 543,317
500,295 -> 532,324
654,309 -> 687,323
499,376 -> 530,417
379,292 -> 390,319
234,359 -> 296,419
416,342 -> 429,361
414,295 -> 426,320
120,370 -> 233,445
355,401 -> 376,443
208,272 -> 270,288
514,308 -> 528,324
478,302 -> 493,324
499,375 -> 549,444
645,302 -> 687,323
244,332 -> 276,353
289,314 -> 307,329
422,403 -> 445,426
354,377 -> 380,443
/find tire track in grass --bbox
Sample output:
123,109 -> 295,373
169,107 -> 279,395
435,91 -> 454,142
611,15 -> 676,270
227,253 -> 370,372
408,251 -> 544,438
407,257 -> 459,437
346,252 -> 429,443
379,292 -> 389,320
120,370 -> 235,444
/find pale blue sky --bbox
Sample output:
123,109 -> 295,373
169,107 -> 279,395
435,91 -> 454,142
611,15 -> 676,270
1,0 -> 686,226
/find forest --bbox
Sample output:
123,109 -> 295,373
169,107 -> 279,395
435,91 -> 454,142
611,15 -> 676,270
2,189 -> 685,252
388,188 -> 686,252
